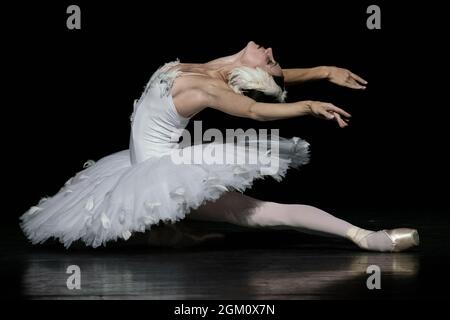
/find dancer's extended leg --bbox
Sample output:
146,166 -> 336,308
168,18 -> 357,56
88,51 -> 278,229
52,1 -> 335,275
188,192 -> 419,252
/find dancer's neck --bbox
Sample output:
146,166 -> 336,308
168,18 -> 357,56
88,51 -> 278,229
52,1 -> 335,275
178,49 -> 245,83
204,49 -> 245,82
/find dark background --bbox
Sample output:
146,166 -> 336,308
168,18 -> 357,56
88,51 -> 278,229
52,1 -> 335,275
4,0 -> 449,224
1,0 -> 450,302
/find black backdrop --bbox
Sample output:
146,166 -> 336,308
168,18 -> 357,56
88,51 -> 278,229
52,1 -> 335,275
5,1 -> 449,224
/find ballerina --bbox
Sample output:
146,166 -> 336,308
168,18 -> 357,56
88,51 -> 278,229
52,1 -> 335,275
20,41 -> 419,252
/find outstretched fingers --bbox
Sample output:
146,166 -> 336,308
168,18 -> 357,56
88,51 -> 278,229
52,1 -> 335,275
326,103 -> 351,118
346,79 -> 366,90
311,101 -> 352,128
345,72 -> 367,89
332,111 -> 349,128
350,72 -> 368,85
323,103 -> 351,128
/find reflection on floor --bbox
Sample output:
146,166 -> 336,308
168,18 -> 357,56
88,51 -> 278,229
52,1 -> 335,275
1,210 -> 449,299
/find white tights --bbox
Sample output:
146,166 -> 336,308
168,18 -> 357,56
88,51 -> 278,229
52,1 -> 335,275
187,192 -> 394,251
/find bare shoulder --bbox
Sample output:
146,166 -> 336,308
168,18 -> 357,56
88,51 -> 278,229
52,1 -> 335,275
171,75 -> 231,117
172,74 -> 229,97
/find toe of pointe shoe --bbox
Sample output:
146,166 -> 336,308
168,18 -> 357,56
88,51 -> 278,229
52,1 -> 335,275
384,228 -> 420,252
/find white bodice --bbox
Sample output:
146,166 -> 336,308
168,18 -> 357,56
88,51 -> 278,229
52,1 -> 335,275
129,61 -> 190,164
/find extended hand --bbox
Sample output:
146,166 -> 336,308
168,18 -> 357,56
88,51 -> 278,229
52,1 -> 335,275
306,100 -> 351,128
326,67 -> 367,90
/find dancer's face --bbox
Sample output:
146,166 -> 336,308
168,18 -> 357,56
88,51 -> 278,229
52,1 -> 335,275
240,41 -> 283,76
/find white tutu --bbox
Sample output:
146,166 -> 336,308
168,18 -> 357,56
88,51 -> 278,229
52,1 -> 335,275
20,61 -> 311,248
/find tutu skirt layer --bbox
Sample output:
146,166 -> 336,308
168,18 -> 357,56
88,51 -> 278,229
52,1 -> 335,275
20,136 -> 310,248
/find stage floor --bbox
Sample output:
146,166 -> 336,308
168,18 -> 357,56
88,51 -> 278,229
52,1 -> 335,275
2,210 -> 449,300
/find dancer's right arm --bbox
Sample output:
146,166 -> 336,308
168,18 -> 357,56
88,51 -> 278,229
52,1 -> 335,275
204,83 -> 310,121
203,80 -> 352,126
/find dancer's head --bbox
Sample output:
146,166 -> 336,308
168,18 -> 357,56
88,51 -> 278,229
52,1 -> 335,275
228,41 -> 286,103
239,41 -> 283,77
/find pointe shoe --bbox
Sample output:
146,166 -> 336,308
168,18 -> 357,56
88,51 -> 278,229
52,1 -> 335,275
383,228 -> 420,252
346,227 -> 420,252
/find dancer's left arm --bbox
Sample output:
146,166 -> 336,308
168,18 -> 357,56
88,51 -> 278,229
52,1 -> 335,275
282,66 -> 368,89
